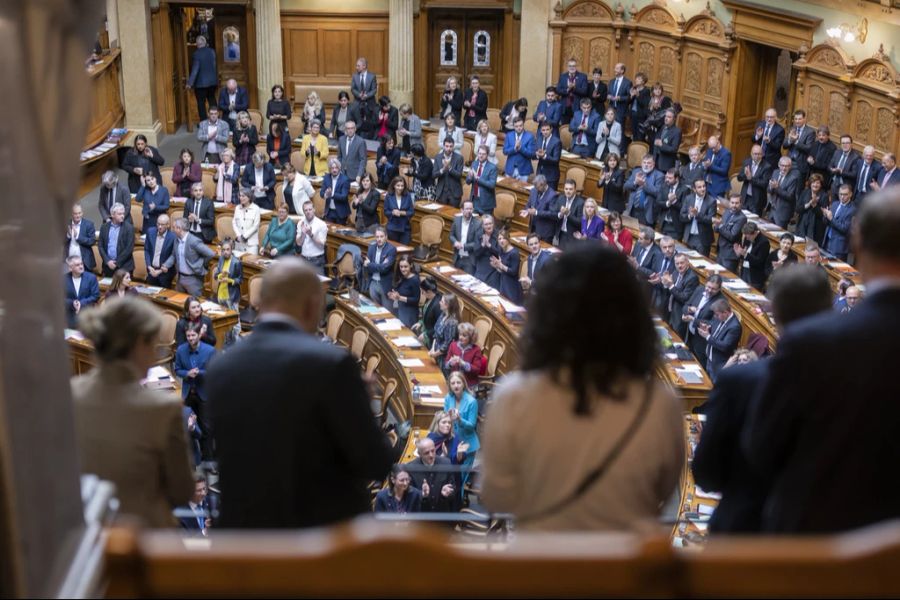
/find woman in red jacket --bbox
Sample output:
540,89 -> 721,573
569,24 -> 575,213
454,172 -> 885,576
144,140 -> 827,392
443,322 -> 485,388
601,211 -> 634,255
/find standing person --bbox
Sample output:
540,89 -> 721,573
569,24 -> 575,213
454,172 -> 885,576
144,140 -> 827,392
555,58 -> 589,125
64,203 -> 96,273
337,121 -> 368,184
98,171 -> 133,224
782,109 -> 816,185
433,137 -> 464,207
768,157 -> 801,228
428,294 -> 461,366
172,217 -> 216,297
175,296 -> 217,348
467,145 -> 498,216
412,278 -> 442,348
364,227 -> 396,307
703,135 -> 733,199
295,201 -> 328,275
73,297 -> 194,527
751,108 -> 785,170
352,172 -> 381,232
535,122 -> 561,192
351,57 -> 378,113
439,76 -> 464,124
499,97 -> 528,134
299,119 -> 329,178
734,221 -> 770,291
387,255 -> 421,329
601,211 -> 633,255
713,194 -> 748,273
241,152 -> 277,210
532,86 -> 562,136
698,300 -> 742,383
136,172 -> 170,225
98,204 -> 135,277
383,176 -> 414,244
197,106 -> 230,164
462,75 -> 488,131
281,162 -> 316,217
520,174 -> 558,238
473,119 -> 498,165
450,201 -> 480,274
266,121 -> 292,169
606,62 -> 632,125
172,148 -> 202,197
232,188 -> 261,254
652,109 -> 681,172
598,152 -> 626,213
183,182 -> 216,244
121,135 -> 164,194
213,238 -> 243,310
555,179 -> 585,249
329,91 -> 352,139
214,149 -> 240,205
207,259 -> 393,528
822,184 -> 856,262
569,97 -> 600,158
375,135 -> 401,189
796,173 -> 829,245
217,78 -> 249,132
397,103 -> 423,156
737,144 -> 772,216
301,91 -> 327,135
407,143 -> 435,201
144,214 -> 177,289
261,204 -> 297,258
623,154 -> 663,228
481,245 -> 683,531
406,437 -> 460,513
174,326 -> 217,463
491,229 -> 523,304
575,198 -> 605,242
502,117 -> 536,182
64,256 -> 100,328
265,84 -> 292,129
680,179 -> 717,257
231,111 -> 258,167
587,67 -> 608,113
594,107 -> 622,162
186,35 -> 217,123
441,371 -> 480,486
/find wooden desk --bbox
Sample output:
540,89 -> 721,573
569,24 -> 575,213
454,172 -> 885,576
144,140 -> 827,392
334,295 -> 448,429
67,334 -> 97,376
672,414 -> 720,549
653,318 -> 713,411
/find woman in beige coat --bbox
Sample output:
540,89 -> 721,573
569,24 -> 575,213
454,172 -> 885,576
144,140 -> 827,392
72,297 -> 194,527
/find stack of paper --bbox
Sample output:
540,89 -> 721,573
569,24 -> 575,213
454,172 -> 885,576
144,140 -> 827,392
499,297 -> 525,313
675,364 -> 706,384
420,202 -> 444,210
393,337 -> 422,347
437,265 -> 457,273
398,358 -> 425,368
376,318 -> 404,331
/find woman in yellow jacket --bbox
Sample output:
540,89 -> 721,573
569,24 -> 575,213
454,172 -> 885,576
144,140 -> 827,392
299,118 -> 330,177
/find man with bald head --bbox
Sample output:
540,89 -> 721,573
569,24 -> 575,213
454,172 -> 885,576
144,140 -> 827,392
752,108 -> 785,169
207,258 -> 393,528
703,135 -> 733,198
217,78 -> 248,131
406,437 -> 460,513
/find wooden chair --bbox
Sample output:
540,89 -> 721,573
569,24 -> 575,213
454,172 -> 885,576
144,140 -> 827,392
202,170 -> 216,199
366,158 -> 378,182
461,138 -> 475,164
479,341 -> 505,387
130,204 -> 144,234
350,326 -> 370,361
247,109 -> 264,133
473,315 -> 493,349
257,222 -> 270,248
565,166 -> 586,193
132,249 -> 148,282
486,108 -> 501,132
730,174 -> 742,197
325,251 -> 358,293
523,119 -> 538,135
412,214 -> 444,263
313,194 -> 325,218
91,246 -> 102,275
325,309 -> 346,344
290,150 -> 305,173
239,274 -> 264,331
274,183 -> 285,210
559,124 -> 572,150
425,132 -> 440,157
153,310 -> 179,366
494,192 -> 516,225
159,167 -> 177,196
286,116 -> 305,142
215,214 -> 236,241
364,353 -> 381,379
495,148 -> 507,174
626,141 -> 650,169
373,377 -> 398,422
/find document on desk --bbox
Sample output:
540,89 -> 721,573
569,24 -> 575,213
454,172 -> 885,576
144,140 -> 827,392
398,358 -> 425,368
376,319 -> 404,331
419,385 -> 444,395
200,301 -> 224,312
393,337 -> 423,348
499,297 -> 525,313
357,304 -> 386,315
420,202 -> 444,210
675,365 -> 705,384
695,486 -> 723,501
437,265 -> 457,273
739,292 -> 769,302
722,280 -> 751,291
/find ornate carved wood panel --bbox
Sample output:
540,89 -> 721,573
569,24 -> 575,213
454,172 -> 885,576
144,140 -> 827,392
554,0 -> 622,79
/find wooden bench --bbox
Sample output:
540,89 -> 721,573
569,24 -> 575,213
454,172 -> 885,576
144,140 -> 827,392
293,84 -> 347,112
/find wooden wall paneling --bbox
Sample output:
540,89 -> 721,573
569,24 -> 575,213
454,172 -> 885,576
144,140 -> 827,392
793,44 -> 853,144
151,6 -> 178,134
849,52 -> 900,156
553,0 -> 623,79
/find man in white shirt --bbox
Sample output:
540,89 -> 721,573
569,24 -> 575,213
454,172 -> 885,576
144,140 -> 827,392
65,203 -> 97,272
197,106 -> 230,164
64,255 -> 100,328
450,201 -> 479,274
296,200 -> 328,274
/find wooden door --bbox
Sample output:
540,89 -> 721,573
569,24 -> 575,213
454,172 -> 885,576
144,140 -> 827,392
430,10 -> 503,118
170,6 -> 188,132
728,40 -> 779,170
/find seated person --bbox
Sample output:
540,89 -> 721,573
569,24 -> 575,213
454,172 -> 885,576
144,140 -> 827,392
102,269 -> 138,302
177,475 -> 212,536
175,296 -> 217,347
174,325 -> 217,462
374,465 -> 422,513
427,410 -> 470,465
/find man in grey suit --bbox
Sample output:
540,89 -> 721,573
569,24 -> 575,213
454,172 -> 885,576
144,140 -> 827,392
173,217 -> 216,297
714,194 -> 748,272
98,170 -> 133,224
782,109 -> 816,184
350,57 -> 377,110
337,120 -> 367,184
449,201 -> 481,274
768,157 -> 801,228
433,137 -> 464,207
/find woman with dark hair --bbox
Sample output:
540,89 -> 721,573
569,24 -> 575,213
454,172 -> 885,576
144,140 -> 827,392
103,270 -> 137,301
642,82 -> 673,145
376,135 -> 401,188
329,91 -> 352,139
480,245 -> 683,531
387,255 -> 420,329
374,465 -> 422,513
171,148 -> 202,197
597,152 -> 626,213
266,121 -> 292,168
407,143 -> 434,201
765,232 -> 797,280
352,172 -> 381,232
175,296 -> 217,347
491,229 -> 523,304
796,173 -> 829,245
375,95 -> 399,140
428,293 -> 460,366
121,134 -> 164,193
499,97 -> 528,133
383,176 -> 414,244
265,84 -> 292,127
412,277 -> 443,348
601,210 -> 633,255
628,72 -> 652,142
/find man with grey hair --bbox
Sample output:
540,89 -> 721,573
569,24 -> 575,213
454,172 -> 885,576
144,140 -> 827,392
337,120 -> 367,183
217,78 -> 249,132
768,156 -> 800,228
854,145 -> 884,203
64,255 -> 100,328
207,258 -> 393,528
144,214 -> 176,288
184,181 -> 216,243
172,217 -> 216,297
745,188 -> 900,533
186,35 -> 218,122
98,203 -> 135,276
98,170 -> 132,224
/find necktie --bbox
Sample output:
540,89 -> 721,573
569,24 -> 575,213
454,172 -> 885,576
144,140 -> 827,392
763,124 -> 771,142
860,165 -> 869,193
751,162 -> 758,176
579,114 -> 588,144
473,161 -> 484,198
639,247 -> 647,265
661,258 -> 669,274
614,78 -> 620,101
346,137 -> 351,156
668,272 -> 683,311
838,152 -> 847,172
193,200 -> 201,232
110,188 -> 115,211
542,137 -> 548,153
362,72 -> 366,88
883,171 -> 892,188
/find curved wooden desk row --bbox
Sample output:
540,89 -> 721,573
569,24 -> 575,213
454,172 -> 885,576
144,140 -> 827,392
673,413 -> 720,548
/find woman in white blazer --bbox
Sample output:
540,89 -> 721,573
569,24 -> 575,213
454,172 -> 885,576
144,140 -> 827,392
474,120 -> 498,165
595,107 -> 623,160
233,187 -> 261,253
281,163 -> 316,216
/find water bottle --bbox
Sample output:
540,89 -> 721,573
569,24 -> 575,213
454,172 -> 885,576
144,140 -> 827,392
412,383 -> 421,402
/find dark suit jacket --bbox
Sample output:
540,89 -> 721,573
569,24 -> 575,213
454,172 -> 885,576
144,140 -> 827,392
650,252 -> 678,317
654,183 -> 688,237
680,194 -> 718,252
64,271 -> 100,326
266,130 -> 292,168
526,250 -> 551,283
631,242 -> 662,280
240,163 -> 277,209
555,71 -> 589,109
737,159 -> 772,216
433,151 -> 464,202
98,182 -> 133,223
473,232 -> 500,286
338,134 -> 368,180
705,314 -> 742,382
182,197 -> 216,243
782,124 -> 816,177
716,208 -> 748,264
461,89 -> 488,130
554,194 -> 584,242
98,221 -> 135,273
439,88 -> 464,123
808,139 -> 836,186
744,287 -> 900,532
407,455 -> 461,512
207,319 -> 393,528
535,135 -> 562,184
322,173 -> 352,222
587,80 -> 608,113
823,200 -> 856,256
693,359 -> 769,533
770,169 -> 801,227
667,269 -> 700,339
217,86 -> 250,117
143,227 -> 177,272
828,150 -> 861,195
531,189 -> 560,241
739,235 -> 770,290
365,241 -> 397,287
854,161 -> 885,202
351,70 -> 378,104
751,121 -> 785,168
65,218 -> 96,271
607,76 -> 632,121
187,46 -> 217,88
679,162 -> 707,189
878,168 -> 900,190
121,147 -> 164,193
653,124 -> 682,172
598,168 -> 626,213
174,341 -> 216,402
624,168 -> 664,226
704,147 -> 733,198
685,288 -> 724,362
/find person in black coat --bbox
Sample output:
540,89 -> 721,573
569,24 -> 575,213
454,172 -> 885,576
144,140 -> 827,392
375,135 -> 401,189
795,174 -> 829,245
406,437 -> 460,513
808,126 -> 837,188
352,173 -> 381,232
473,215 -> 500,288
587,68 -> 608,114
734,222 -> 770,291
499,98 -> 528,134
492,230 -> 523,304
175,296 -> 217,347
374,96 -> 399,140
462,76 -> 488,131
598,153 -> 626,213
655,168 -> 688,239
628,73 -> 651,142
407,144 -> 434,200
693,263 -> 833,533
98,205 -> 135,276
121,135 -> 164,193
412,279 -> 442,347
682,275 -> 724,366
183,182 -> 216,244
208,259 -> 393,528
665,254 -> 700,339
439,77 -> 464,124
387,256 -> 421,329
737,145 -> 772,216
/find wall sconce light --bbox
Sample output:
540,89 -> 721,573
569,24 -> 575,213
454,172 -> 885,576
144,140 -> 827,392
826,18 -> 868,44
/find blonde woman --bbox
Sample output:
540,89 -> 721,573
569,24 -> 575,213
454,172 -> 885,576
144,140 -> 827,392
440,76 -> 463,123
281,162 -> 316,216
302,91 -> 326,134
232,187 -> 260,253
299,119 -> 330,177
574,198 -> 605,241
473,119 -> 498,165
214,148 -> 240,204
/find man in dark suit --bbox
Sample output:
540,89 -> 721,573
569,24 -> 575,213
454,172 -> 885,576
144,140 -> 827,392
828,134 -> 861,198
321,160 -> 351,225
655,168 -> 687,238
64,256 -> 100,328
208,259 -> 393,528
433,137 -> 464,207
630,225 -> 663,281
680,179 -> 717,257
183,182 -> 216,243
587,67 -> 607,114
624,154 -> 663,227
652,109 -> 682,173
735,221 -> 770,290
144,214 -> 176,288
555,58 -> 589,124
703,136 -> 732,199
699,299 -> 742,383
649,236 -> 677,319
364,227 -> 396,306
350,57 -> 378,112
751,108 -> 785,170
473,215 -> 500,287
178,477 -> 211,535
529,176 -> 561,244
98,203 -> 135,276
768,157 -> 801,228
174,326 -> 217,460
185,35 -> 217,122
337,120 -> 368,184
682,275 -> 724,366
534,122 -> 561,192
65,203 -> 96,273
569,98 -> 600,158
520,175 -> 556,233
807,126 -> 837,188
406,437 -> 461,513
665,253 -> 700,338
872,153 -> 900,192
781,109 -> 816,184
693,263 -> 833,532
854,145 -> 884,204
241,152 -> 277,210
554,179 -> 584,249
520,233 -> 552,294
737,145 -> 772,216
466,145 -> 497,216
606,62 -> 632,125
449,201 -> 480,275
823,184 -> 856,261
217,78 -> 249,132
679,146 -> 706,189
714,194 -> 748,272
743,189 -> 900,533
98,170 -> 132,224
462,75 -> 488,131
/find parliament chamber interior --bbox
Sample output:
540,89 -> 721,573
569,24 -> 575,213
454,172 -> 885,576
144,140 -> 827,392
3,0 -> 900,596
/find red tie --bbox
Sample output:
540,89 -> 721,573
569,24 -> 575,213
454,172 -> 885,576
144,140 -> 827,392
473,161 -> 484,197
469,92 -> 477,117
580,114 -> 588,144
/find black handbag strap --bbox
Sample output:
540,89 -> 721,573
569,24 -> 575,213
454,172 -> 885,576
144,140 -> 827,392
517,380 -> 655,525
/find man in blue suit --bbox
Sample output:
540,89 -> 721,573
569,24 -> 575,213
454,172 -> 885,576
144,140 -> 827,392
531,177 -> 561,244
145,214 -> 177,288
520,175 -> 557,237
555,58 -> 589,125
175,325 -> 217,461
64,203 -> 96,273
186,35 -> 217,122
751,108 -> 785,170
823,184 -> 856,261
532,87 -> 562,137
502,117 -> 536,181
64,255 -> 100,328
217,78 -> 249,132
703,135 -> 732,198
321,159 -> 351,224
607,63 -> 633,125
467,145 -> 497,216
535,122 -> 561,191
624,154 -> 664,227
569,97 -> 600,158
520,233 -> 552,294
700,299 -> 742,383
364,227 -> 396,307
